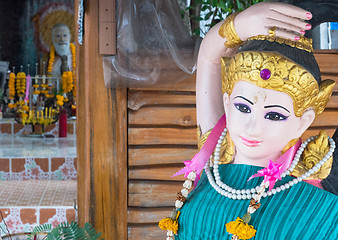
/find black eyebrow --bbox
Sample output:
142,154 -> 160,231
234,96 -> 254,105
264,105 -> 290,113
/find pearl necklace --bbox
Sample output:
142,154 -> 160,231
205,128 -> 336,200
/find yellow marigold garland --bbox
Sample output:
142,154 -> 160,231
47,45 -> 55,74
158,211 -> 180,235
16,72 -> 26,98
8,73 -> 16,100
226,217 -> 256,240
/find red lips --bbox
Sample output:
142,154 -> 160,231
240,136 -> 261,147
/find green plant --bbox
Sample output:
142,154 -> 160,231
185,0 -> 265,35
28,221 -> 102,240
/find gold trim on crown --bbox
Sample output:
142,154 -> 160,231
221,51 -> 335,117
247,35 -> 313,52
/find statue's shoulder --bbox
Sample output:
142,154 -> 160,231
291,129 -> 338,195
291,130 -> 333,181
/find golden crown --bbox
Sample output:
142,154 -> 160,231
221,51 -> 335,117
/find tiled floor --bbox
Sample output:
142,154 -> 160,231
0,181 -> 76,207
0,131 -> 77,235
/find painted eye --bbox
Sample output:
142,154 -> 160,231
265,112 -> 288,121
234,103 -> 251,113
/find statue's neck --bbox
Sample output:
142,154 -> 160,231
232,151 -> 281,167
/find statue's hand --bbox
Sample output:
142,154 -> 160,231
234,2 -> 312,42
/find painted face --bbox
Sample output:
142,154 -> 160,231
52,26 -> 71,56
224,81 -> 313,166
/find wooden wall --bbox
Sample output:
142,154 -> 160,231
126,51 -> 338,239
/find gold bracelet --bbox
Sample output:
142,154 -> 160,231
218,12 -> 243,48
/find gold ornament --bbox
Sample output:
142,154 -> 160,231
219,12 -> 243,48
291,130 -> 333,180
247,35 -> 313,53
221,51 -> 335,117
197,127 -> 234,165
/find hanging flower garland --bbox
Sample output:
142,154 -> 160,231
70,42 -> 76,110
16,72 -> 26,99
8,73 -> 16,109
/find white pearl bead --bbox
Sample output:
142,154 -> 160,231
289,181 -> 294,186
281,172 -> 286,178
241,189 -> 246,194
305,172 -> 311,177
309,169 -> 314,174
231,189 -> 236,194
293,179 -> 298,184
228,193 -> 233,199
280,185 -> 285,191
251,188 -> 256,193
236,189 -> 241,195
267,191 -> 272,196
285,183 -> 290,189
271,189 -> 276,194
181,188 -> 189,197
263,192 -> 267,197
284,170 -> 290,175
247,194 -> 252,199
187,172 -> 196,181
175,200 -> 183,208
245,189 -> 251,194
183,180 -> 193,189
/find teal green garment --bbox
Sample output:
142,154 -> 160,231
176,164 -> 338,240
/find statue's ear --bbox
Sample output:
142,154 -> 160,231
223,92 -> 230,113
296,108 -> 316,138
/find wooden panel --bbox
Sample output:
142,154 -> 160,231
128,126 -> 336,146
326,95 -> 338,108
77,0 -> 127,239
311,110 -> 338,127
302,128 -> 336,140
129,107 -> 196,126
130,108 -> 336,128
129,165 -> 185,181
129,147 -> 196,166
129,181 -> 182,207
315,53 -> 338,74
128,90 -> 195,110
130,74 -> 196,92
128,207 -> 172,223
128,225 -> 165,239
128,128 -> 197,145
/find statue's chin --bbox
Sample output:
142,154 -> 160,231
55,44 -> 70,57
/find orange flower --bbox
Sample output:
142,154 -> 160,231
226,217 -> 256,240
